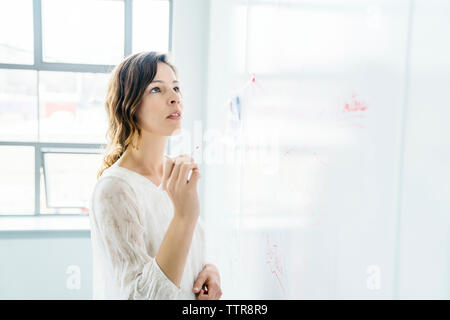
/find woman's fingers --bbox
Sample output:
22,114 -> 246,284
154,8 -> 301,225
169,154 -> 198,186
164,153 -> 201,205
177,162 -> 198,185
169,156 -> 184,186
210,283 -> 222,299
187,168 -> 201,189
197,288 -> 221,300
197,289 -> 209,300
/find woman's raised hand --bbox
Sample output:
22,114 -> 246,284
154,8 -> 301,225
162,154 -> 201,221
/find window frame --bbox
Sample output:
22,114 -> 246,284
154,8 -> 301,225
0,0 -> 173,216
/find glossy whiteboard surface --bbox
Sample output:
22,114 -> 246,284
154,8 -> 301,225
202,0 -> 449,299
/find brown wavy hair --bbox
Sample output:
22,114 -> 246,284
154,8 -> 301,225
97,51 -> 178,179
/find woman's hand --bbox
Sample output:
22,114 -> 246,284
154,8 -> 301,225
193,264 -> 223,300
162,154 -> 201,222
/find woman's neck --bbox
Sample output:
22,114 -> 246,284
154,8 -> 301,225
118,133 -> 168,178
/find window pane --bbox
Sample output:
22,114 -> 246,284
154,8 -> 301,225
0,69 -> 38,141
0,0 -> 34,64
41,151 -> 103,213
42,0 -> 124,64
0,146 -> 34,215
133,0 -> 170,53
38,71 -> 109,143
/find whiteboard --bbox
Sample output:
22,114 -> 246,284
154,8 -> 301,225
201,0 -> 450,299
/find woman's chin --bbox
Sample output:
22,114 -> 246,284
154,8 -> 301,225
168,127 -> 183,136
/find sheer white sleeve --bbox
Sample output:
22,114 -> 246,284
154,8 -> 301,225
91,176 -> 182,300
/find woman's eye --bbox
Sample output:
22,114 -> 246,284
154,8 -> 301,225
150,87 -> 180,93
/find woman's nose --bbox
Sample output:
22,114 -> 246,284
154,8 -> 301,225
170,94 -> 181,105
170,98 -> 180,105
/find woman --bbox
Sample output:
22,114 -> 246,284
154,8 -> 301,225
89,51 -> 222,300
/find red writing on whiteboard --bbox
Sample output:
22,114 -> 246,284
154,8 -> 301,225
266,233 -> 286,295
312,152 -> 328,167
283,148 -> 294,157
342,93 -> 368,113
337,93 -> 368,128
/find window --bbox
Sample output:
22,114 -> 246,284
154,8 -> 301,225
41,0 -> 124,65
0,0 -> 172,216
0,0 -> 34,64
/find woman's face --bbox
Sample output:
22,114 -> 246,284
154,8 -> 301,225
137,62 -> 183,136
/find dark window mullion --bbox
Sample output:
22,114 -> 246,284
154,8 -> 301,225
41,145 -> 50,213
169,0 -> 173,52
124,0 -> 132,57
0,62 -> 115,73
33,0 -> 43,215
35,143 -> 42,215
33,0 -> 43,67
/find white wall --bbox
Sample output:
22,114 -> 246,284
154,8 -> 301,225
0,232 -> 92,299
397,0 -> 450,299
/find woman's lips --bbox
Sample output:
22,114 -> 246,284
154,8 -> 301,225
167,115 -> 181,120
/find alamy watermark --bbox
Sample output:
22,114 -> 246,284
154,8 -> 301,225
169,120 -> 280,175
66,265 -> 81,290
366,264 -> 381,290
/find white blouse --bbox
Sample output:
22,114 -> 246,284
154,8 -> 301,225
88,158 -> 208,300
